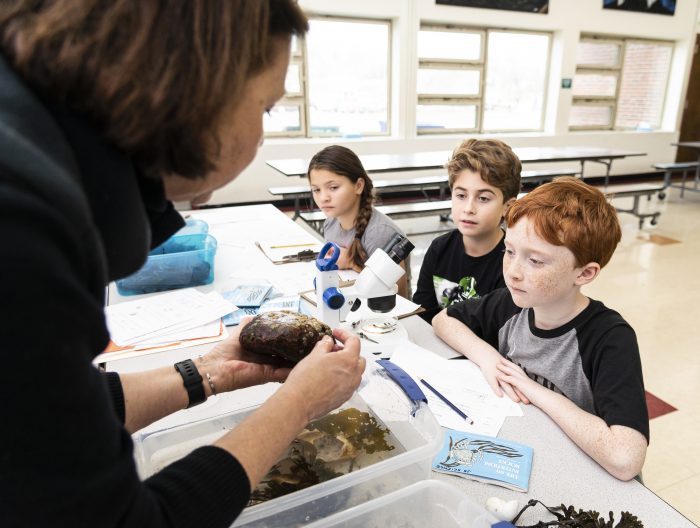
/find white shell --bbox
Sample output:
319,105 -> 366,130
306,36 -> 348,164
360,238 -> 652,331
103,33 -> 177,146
485,496 -> 519,521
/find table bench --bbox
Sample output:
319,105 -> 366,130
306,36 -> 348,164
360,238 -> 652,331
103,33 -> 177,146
299,199 -> 454,235
267,147 -> 645,181
272,168 -> 579,220
597,181 -> 666,229
653,161 -> 700,198
521,167 -> 579,184
269,174 -> 450,220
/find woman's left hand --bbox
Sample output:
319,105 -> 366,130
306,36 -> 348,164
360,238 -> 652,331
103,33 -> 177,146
197,318 -> 291,396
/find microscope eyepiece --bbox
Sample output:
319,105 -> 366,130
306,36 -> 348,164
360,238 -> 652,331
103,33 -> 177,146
380,234 -> 415,264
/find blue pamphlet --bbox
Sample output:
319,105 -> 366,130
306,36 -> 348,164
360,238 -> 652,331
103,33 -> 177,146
222,290 -> 301,326
222,283 -> 273,308
432,429 -> 533,492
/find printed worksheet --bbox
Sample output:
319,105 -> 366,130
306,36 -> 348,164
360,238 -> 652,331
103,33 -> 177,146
105,289 -> 235,346
390,342 -> 522,436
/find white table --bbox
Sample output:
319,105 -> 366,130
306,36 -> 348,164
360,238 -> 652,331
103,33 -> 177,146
104,204 -> 319,368
267,147 -> 646,184
402,316 -> 695,527
107,204 -> 694,527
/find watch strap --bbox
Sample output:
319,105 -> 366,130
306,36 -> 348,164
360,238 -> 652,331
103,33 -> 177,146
174,359 -> 206,408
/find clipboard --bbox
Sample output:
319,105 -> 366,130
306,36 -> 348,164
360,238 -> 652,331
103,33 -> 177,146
255,240 -> 324,264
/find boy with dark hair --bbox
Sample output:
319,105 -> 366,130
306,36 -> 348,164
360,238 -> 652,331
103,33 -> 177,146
433,177 -> 648,481
413,138 -> 521,321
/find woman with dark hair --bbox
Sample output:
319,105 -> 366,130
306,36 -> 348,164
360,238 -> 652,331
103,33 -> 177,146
307,145 -> 410,297
0,2 -> 364,527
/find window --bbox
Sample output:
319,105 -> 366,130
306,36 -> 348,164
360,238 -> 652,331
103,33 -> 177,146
264,18 -> 391,138
569,36 -> 673,131
416,25 -> 550,134
264,36 -> 305,136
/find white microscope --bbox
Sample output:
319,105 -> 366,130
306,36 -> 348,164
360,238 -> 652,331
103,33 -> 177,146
314,233 -> 414,328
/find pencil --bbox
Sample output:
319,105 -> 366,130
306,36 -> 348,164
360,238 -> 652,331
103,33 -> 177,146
420,378 -> 474,425
269,242 -> 317,249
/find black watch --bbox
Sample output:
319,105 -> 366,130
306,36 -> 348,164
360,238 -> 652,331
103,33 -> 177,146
174,359 -> 206,408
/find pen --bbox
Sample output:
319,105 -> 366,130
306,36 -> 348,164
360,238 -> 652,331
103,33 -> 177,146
420,378 -> 474,425
270,242 -> 317,249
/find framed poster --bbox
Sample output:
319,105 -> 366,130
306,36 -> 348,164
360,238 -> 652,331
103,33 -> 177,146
603,0 -> 676,15
436,0 -> 549,14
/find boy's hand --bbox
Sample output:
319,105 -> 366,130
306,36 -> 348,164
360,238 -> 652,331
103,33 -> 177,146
495,359 -> 549,405
480,356 -> 527,403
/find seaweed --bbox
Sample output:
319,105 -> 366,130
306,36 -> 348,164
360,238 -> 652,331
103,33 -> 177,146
307,408 -> 395,455
511,499 -> 644,528
247,407 -> 396,507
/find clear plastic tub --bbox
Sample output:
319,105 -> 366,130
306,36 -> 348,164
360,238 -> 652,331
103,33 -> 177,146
304,480 -> 498,528
115,232 -> 217,295
132,363 -> 443,528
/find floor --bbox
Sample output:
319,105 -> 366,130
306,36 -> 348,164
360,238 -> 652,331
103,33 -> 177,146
295,185 -> 700,525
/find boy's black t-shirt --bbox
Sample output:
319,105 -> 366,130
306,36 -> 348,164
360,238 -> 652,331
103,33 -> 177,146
413,229 -> 506,322
446,288 -> 649,442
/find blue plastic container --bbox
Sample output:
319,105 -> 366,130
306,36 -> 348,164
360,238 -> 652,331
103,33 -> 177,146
116,233 -> 217,295
175,218 -> 209,237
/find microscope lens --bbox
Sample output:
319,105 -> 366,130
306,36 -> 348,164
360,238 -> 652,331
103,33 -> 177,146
368,294 -> 396,313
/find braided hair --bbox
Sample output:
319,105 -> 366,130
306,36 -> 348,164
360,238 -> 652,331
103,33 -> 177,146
307,145 -> 374,269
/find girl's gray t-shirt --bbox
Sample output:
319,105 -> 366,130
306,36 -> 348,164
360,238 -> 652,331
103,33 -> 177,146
323,208 -> 405,260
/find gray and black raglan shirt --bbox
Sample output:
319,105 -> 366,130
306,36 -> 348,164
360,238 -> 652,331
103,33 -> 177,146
446,288 -> 649,442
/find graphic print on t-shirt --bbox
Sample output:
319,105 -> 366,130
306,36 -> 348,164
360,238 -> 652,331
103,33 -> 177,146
433,275 -> 478,308
511,359 -> 562,394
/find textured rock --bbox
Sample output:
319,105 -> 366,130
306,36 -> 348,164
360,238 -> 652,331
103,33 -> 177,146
239,310 -> 332,363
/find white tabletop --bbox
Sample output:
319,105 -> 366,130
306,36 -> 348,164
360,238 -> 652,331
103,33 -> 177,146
401,316 -> 695,527
107,204 -> 693,527
266,147 -> 646,178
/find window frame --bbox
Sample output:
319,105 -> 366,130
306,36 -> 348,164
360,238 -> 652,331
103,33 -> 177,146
417,98 -> 481,133
264,38 -> 306,138
416,24 -> 551,135
570,35 -> 673,132
264,16 -> 392,139
481,27 -> 552,133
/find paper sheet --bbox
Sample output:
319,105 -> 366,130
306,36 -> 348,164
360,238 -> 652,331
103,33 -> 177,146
390,342 -> 522,436
105,289 -> 235,346
96,322 -> 228,363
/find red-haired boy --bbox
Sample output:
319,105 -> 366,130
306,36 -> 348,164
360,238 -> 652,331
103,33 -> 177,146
433,177 -> 648,480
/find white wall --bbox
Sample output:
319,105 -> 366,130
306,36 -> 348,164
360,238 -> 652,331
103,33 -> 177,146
209,0 -> 700,205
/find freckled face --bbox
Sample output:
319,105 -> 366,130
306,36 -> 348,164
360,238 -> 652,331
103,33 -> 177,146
309,168 -> 363,219
503,217 -> 583,309
451,169 -> 509,238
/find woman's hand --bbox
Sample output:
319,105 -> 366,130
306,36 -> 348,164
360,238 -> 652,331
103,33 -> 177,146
197,318 -> 291,396
280,327 -> 365,421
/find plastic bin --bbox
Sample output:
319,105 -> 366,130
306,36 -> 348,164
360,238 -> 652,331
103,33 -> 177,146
175,218 -> 209,237
304,480 -> 498,528
132,363 -> 443,528
115,232 -> 217,295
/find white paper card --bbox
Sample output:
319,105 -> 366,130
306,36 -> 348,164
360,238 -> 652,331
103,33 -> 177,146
105,289 -> 235,346
390,342 -> 522,436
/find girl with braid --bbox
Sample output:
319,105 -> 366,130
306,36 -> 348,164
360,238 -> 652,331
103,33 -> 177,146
308,145 -> 410,297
